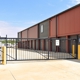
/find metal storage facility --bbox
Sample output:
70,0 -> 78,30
18,4 -> 80,53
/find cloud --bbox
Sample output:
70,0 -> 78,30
48,3 -> 54,7
0,20 -> 39,38
25,21 -> 38,26
71,0 -> 80,4
67,5 -> 72,8
0,21 -> 26,37
66,0 -> 80,9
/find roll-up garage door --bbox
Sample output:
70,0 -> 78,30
52,38 -> 56,52
36,40 -> 39,50
59,37 -> 66,52
32,40 -> 35,50
69,36 -> 77,53
45,39 -> 48,51
40,40 -> 43,50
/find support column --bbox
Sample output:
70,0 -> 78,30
78,45 -> 80,59
2,46 -> 6,65
66,36 -> 69,53
78,36 -> 80,59
72,45 -> 75,58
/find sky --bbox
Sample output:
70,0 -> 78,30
0,0 -> 80,37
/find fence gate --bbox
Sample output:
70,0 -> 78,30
6,38 -> 49,61
0,48 -> 2,62
49,38 -> 77,59
0,37 -> 78,62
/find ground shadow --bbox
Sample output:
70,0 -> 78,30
68,59 -> 80,63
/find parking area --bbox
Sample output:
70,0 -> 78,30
0,60 -> 80,80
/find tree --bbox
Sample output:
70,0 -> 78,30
1,40 -> 16,44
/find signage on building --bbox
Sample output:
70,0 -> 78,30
55,40 -> 60,46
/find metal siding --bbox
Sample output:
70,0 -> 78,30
22,30 -> 27,38
28,25 -> 38,38
49,17 -> 56,37
39,20 -> 49,38
75,7 -> 80,32
58,6 -> 80,37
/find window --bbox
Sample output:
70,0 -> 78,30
41,25 -> 43,33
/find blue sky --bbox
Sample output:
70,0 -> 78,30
0,0 -> 80,37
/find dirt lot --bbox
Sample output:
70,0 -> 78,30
0,60 -> 80,80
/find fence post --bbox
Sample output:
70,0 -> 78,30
48,38 -> 49,60
16,39 -> 17,60
6,35 -> 7,63
72,45 -> 75,58
78,45 -> 80,59
2,46 -> 6,65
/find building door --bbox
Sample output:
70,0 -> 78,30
52,39 -> 56,52
45,39 -> 48,51
40,40 -> 43,50
59,37 -> 66,52
69,36 -> 77,53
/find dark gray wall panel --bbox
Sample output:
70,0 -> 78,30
39,20 -> 49,38
18,32 -> 22,38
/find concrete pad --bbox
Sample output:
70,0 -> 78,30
0,65 -> 14,80
0,60 -> 80,80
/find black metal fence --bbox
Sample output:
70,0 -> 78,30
0,37 -> 78,61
